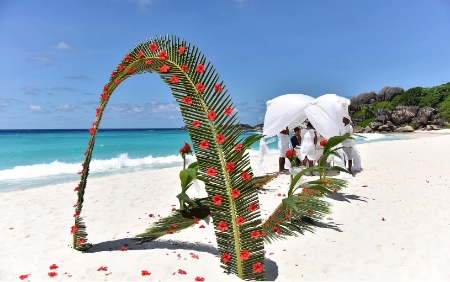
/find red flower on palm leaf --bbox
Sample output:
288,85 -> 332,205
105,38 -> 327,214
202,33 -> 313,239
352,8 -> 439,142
128,68 -> 135,74
118,65 -> 126,71
308,210 -> 314,215
234,144 -> 243,151
77,238 -> 85,246
181,65 -> 189,72
253,262 -> 263,273
208,110 -> 216,121
149,43 -> 158,52
272,227 -> 282,234
214,84 -> 223,92
145,60 -> 153,65
320,139 -> 328,146
100,94 -> 108,100
192,120 -> 200,127
240,250 -> 251,260
124,54 -> 131,62
206,167 -> 216,177
195,64 -> 205,74
231,188 -> 240,198
250,230 -> 260,239
199,140 -> 209,149
212,195 -> 222,206
178,46 -> 185,55
248,203 -> 259,211
216,133 -> 225,144
160,65 -> 170,73
84,149 -> 89,156
138,50 -> 144,59
103,85 -> 108,92
224,107 -> 233,115
111,70 -> 117,77
196,83 -> 206,93
261,231 -> 267,237
182,96 -> 193,105
218,221 -> 228,232
241,172 -> 251,180
226,162 -> 235,173
222,252 -> 231,263
89,127 -> 95,136
96,107 -> 102,116
159,50 -> 168,60
73,211 -> 79,217
236,216 -> 246,225
71,225 -> 78,234
170,76 -> 179,83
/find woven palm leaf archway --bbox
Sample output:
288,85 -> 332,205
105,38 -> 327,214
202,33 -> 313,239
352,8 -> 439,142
72,35 -> 267,280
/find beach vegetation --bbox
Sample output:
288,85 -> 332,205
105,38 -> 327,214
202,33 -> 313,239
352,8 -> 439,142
357,117 -> 374,128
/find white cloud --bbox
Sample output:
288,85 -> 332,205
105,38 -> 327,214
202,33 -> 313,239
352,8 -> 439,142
53,104 -> 79,111
29,55 -> 51,62
29,105 -> 49,113
0,97 -> 22,107
51,86 -> 77,92
51,42 -> 72,49
21,86 -> 42,93
148,101 -> 179,112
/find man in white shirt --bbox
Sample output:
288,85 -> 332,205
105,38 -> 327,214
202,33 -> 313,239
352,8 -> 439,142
341,115 -> 354,173
277,126 -> 290,172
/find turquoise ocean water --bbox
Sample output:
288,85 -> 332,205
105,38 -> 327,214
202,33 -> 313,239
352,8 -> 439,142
0,129 -> 410,192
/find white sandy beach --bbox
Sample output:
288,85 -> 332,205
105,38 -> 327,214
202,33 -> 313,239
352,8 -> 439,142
1,131 -> 450,281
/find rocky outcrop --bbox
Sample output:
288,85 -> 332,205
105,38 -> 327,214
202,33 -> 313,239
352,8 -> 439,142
376,86 -> 404,102
390,106 -> 419,125
375,109 -> 392,124
350,92 -> 377,111
353,125 -> 364,133
394,125 -> 414,132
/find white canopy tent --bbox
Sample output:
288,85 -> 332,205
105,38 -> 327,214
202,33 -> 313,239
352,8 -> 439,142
254,93 -> 362,176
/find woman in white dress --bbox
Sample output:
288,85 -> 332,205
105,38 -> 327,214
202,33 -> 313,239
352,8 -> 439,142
300,122 -> 318,176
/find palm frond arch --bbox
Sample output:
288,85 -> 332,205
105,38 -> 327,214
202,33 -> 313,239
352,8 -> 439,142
71,35 -> 266,280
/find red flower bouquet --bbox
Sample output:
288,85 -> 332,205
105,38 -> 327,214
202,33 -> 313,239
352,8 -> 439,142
285,149 -> 298,167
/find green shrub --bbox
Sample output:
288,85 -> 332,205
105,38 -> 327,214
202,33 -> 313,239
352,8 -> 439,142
419,87 -> 444,107
408,123 -> 417,130
439,95 -> 450,122
352,110 -> 365,119
401,86 -> 424,106
374,101 -> 394,111
357,117 -> 374,128
391,94 -> 404,107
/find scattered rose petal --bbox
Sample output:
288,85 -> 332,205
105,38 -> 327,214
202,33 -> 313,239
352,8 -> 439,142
98,266 -> 108,271
48,272 -> 57,278
178,269 -> 187,275
121,247 -> 127,251
49,264 -> 59,270
382,217 -> 386,221
141,270 -> 151,276
362,185 -> 368,187
195,277 -> 205,281
19,274 -> 29,280
199,225 -> 205,228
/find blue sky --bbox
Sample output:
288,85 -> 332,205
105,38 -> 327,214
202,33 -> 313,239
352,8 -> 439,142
1,0 -> 449,129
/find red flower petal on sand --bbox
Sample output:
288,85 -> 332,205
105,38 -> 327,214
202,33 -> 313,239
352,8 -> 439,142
124,54 -> 131,62
145,60 -> 153,65
48,272 -> 57,278
178,46 -> 185,55
196,83 -> 206,93
216,134 -> 225,145
199,140 -> 209,149
240,250 -> 251,260
199,225 -> 205,228
121,247 -> 127,251
178,269 -> 187,275
195,64 -> 205,74
333,189 -> 338,194
224,107 -> 233,115
137,50 -> 144,59
248,203 -> 259,211
170,76 -> 179,83
71,225 -> 77,234
181,65 -> 189,72
172,207 -> 176,211
234,144 -> 243,151
19,274 -> 29,280
212,195 -> 223,206
236,216 -> 246,225
208,110 -> 216,121
98,266 -> 108,271
221,252 -> 231,263
182,96 -> 193,105
251,230 -> 260,239
241,172 -> 251,181
128,68 -> 135,74
149,43 -> 158,52
214,84 -> 223,93
231,188 -> 240,198
118,65 -> 126,71
253,262 -> 264,273
141,270 -> 151,276
362,185 -> 368,187
193,120 -> 200,127
111,70 -> 117,77
159,50 -> 168,60
77,238 -> 85,245
206,167 -> 217,177
218,221 -> 228,232
160,65 -> 170,73
195,277 -> 205,281
382,217 -> 386,221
